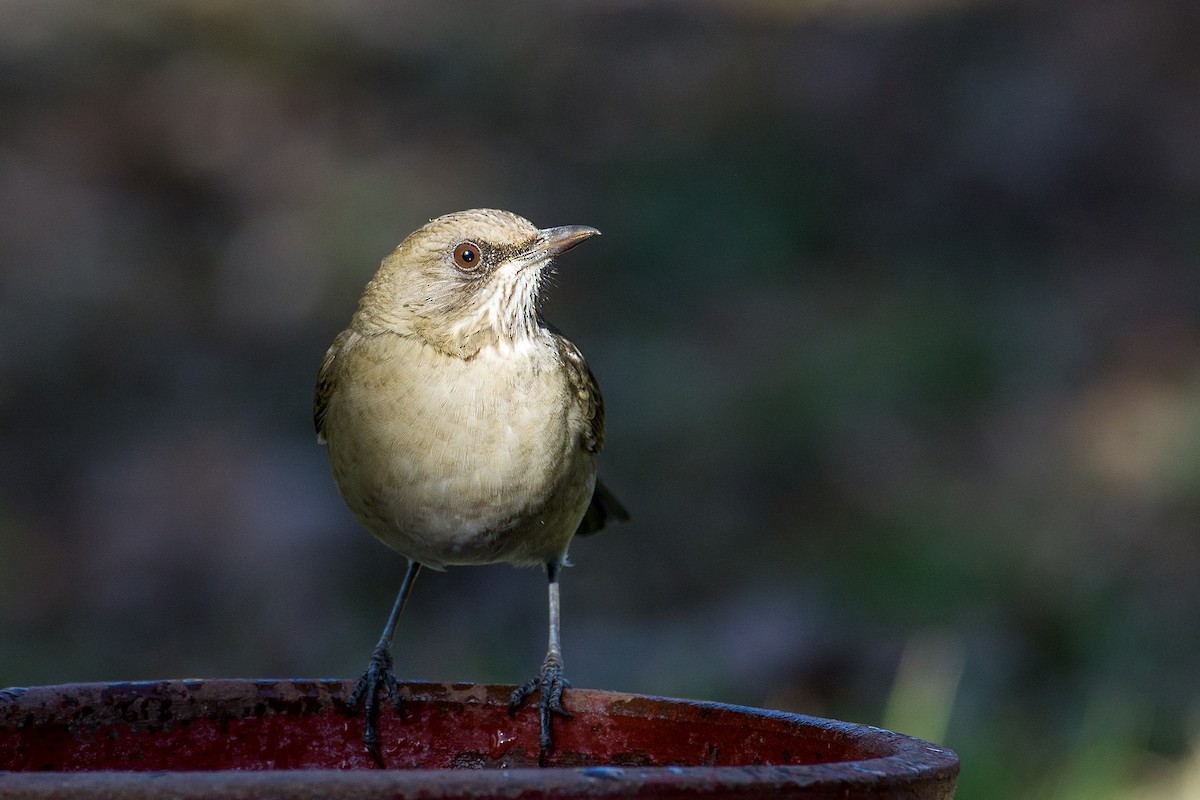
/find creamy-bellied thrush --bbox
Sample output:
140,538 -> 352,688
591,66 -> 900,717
314,209 -> 627,766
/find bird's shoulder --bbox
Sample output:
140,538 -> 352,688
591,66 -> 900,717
541,321 -> 604,455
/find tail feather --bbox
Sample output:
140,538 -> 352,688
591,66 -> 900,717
575,479 -> 630,536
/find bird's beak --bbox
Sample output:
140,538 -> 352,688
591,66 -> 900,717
535,225 -> 601,257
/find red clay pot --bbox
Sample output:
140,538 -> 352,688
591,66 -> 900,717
0,679 -> 958,798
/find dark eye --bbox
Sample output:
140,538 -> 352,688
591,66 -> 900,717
453,241 -> 482,270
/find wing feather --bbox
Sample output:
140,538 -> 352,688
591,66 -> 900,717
313,328 -> 357,444
548,328 -> 630,535
551,330 -> 604,454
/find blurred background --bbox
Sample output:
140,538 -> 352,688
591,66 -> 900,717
2,0 -> 1199,796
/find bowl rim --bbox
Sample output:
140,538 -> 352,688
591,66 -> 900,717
0,678 -> 960,799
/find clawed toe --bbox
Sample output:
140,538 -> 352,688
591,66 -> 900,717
509,656 -> 572,763
346,645 -> 404,766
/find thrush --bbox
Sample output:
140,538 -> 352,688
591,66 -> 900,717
314,208 -> 627,766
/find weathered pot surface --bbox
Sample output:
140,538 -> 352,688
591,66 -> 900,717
0,679 -> 958,798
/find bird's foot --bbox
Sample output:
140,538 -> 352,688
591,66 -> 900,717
509,653 -> 573,765
345,645 -> 404,767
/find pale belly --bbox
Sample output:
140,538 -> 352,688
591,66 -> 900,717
324,335 -> 596,568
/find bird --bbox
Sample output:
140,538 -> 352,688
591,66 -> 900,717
313,208 -> 628,766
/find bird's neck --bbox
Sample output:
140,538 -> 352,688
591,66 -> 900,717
353,303 -> 544,360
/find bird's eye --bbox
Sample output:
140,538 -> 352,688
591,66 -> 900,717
453,241 -> 482,271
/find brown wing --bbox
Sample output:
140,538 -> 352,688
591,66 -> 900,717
551,329 -> 604,454
549,327 -> 630,535
313,328 -> 357,444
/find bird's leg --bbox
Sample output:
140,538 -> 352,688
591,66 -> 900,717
346,559 -> 422,767
509,560 -> 572,765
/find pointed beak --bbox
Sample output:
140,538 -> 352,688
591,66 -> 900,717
535,225 -> 601,257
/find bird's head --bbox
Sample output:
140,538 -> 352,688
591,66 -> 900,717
355,208 -> 599,357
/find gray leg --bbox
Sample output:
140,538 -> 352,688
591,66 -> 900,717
509,560 -> 572,765
346,559 -> 422,767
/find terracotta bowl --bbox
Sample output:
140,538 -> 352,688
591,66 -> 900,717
0,679 -> 958,798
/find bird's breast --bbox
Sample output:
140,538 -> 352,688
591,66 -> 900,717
324,332 -> 595,567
